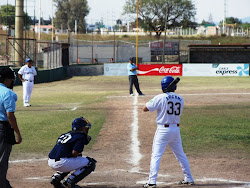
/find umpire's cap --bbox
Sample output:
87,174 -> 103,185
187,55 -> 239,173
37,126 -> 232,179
0,67 -> 16,80
26,58 -> 33,63
129,57 -> 133,62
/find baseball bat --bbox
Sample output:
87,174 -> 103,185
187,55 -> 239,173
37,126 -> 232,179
163,77 -> 180,93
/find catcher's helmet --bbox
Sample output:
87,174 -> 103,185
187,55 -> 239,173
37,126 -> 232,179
72,117 -> 91,131
161,76 -> 176,92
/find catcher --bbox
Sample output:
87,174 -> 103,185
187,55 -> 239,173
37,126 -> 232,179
48,117 -> 97,188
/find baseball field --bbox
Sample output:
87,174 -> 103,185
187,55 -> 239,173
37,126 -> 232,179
8,76 -> 250,188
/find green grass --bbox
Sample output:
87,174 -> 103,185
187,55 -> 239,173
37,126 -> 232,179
181,104 -> 250,158
10,76 -> 250,160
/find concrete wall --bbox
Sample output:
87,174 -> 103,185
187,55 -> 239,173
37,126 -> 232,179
67,64 -> 104,76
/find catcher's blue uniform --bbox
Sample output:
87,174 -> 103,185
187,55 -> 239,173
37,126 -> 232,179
48,130 -> 96,188
49,131 -> 89,161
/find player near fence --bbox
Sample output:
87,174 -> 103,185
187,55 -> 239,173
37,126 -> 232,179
18,58 -> 37,107
0,67 -> 22,188
127,57 -> 144,96
142,76 -> 194,188
48,117 -> 97,188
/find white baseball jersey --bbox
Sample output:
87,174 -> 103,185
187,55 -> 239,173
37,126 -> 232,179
146,92 -> 184,125
18,65 -> 37,81
18,65 -> 37,105
145,92 -> 193,185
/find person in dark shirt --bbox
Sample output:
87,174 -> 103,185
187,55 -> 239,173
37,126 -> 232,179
48,117 -> 97,188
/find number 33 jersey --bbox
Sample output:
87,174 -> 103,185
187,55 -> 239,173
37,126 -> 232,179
146,92 -> 184,125
49,131 -> 89,160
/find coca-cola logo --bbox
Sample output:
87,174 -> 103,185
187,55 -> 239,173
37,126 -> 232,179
159,66 -> 181,73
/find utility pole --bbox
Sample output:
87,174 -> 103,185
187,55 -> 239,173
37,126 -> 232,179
52,0 -> 54,41
38,0 -> 41,52
15,0 -> 24,67
223,0 -> 227,34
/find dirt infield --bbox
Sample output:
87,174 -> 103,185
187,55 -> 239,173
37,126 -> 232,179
8,90 -> 250,188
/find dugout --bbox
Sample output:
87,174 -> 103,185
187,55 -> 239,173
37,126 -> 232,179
188,44 -> 250,63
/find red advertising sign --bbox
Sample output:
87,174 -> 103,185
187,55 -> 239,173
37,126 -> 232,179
137,64 -> 182,76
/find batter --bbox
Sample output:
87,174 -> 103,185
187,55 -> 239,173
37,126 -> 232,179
142,76 -> 194,187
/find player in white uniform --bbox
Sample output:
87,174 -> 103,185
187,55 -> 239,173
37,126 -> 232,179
18,58 -> 37,107
142,76 -> 194,188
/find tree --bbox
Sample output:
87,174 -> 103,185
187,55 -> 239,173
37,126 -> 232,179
200,19 -> 214,25
219,17 -> 242,26
0,4 -> 32,28
123,0 -> 196,37
54,0 -> 89,32
0,5 -> 16,26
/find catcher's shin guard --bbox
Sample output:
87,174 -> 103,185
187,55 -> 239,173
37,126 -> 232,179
51,172 -> 70,188
70,157 -> 97,185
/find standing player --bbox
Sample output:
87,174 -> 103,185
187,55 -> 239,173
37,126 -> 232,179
48,117 -> 97,188
142,76 -> 194,188
127,57 -> 144,96
18,58 -> 37,107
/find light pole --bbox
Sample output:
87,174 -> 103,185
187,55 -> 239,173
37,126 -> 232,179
52,0 -> 54,41
15,0 -> 24,67
136,0 -> 139,66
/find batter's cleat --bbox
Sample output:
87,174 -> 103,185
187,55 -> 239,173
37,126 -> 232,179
143,183 -> 156,188
50,176 -> 65,188
178,180 -> 195,185
130,94 -> 134,96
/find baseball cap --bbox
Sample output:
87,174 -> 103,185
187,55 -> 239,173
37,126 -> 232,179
129,57 -> 133,62
26,58 -> 33,63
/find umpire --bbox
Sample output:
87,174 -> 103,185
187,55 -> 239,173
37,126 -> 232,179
127,57 -> 144,96
0,67 -> 22,188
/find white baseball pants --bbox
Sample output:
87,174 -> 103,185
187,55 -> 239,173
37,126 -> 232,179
148,124 -> 194,184
22,81 -> 34,104
48,156 -> 89,179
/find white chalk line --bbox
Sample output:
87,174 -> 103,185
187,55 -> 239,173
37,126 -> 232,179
22,170 -> 250,187
10,157 -> 47,163
107,92 -> 250,98
129,94 -> 143,172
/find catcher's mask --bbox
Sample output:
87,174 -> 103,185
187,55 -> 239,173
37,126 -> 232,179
161,76 -> 176,92
72,117 -> 91,131
0,67 -> 16,89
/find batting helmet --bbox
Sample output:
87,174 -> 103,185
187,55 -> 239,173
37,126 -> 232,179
72,117 -> 91,131
161,76 -> 176,92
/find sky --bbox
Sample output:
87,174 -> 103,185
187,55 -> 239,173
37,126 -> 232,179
0,0 -> 250,26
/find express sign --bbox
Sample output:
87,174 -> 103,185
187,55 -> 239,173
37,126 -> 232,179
138,64 -> 182,76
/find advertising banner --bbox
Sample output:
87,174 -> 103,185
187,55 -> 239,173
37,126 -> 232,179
183,64 -> 249,76
138,64 -> 182,76
104,63 -> 128,76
